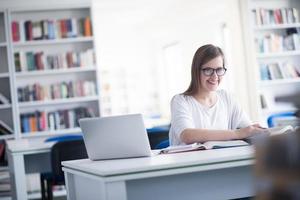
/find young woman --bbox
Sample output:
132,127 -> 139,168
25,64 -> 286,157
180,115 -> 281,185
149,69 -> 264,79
169,44 -> 265,145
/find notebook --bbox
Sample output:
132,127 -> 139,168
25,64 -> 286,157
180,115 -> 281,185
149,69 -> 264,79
79,114 -> 152,160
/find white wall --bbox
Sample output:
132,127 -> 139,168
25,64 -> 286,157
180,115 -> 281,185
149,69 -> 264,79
92,0 -> 251,120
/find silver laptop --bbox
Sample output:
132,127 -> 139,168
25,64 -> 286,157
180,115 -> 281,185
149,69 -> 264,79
79,114 -> 152,160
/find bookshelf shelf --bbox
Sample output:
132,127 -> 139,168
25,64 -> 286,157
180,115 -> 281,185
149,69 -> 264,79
260,78 -> 300,87
0,134 -> 14,140
12,36 -> 93,47
0,73 -> 9,78
21,127 -> 81,138
257,50 -> 300,58
15,66 -> 96,77
254,23 -> 300,30
18,95 -> 99,107
0,104 -> 11,109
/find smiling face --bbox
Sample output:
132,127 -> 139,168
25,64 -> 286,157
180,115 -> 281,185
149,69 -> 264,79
199,56 -> 224,92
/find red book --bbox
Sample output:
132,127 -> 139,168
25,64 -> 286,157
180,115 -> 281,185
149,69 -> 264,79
274,9 -> 283,24
40,112 -> 47,131
35,52 -> 44,70
11,21 -> 20,42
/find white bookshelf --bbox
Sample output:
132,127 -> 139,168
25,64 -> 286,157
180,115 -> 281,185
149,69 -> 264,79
0,104 -> 11,110
260,78 -> 300,86
18,95 -> 99,108
21,127 -> 81,138
257,50 -> 300,58
241,0 -> 300,126
0,73 -> 9,78
0,5 -> 101,138
0,10 -> 15,140
254,22 -> 300,30
13,36 -> 93,47
15,66 -> 96,77
0,42 -> 6,47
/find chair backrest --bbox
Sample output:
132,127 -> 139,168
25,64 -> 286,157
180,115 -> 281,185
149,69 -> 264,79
147,125 -> 170,149
267,111 -> 298,127
51,139 -> 88,180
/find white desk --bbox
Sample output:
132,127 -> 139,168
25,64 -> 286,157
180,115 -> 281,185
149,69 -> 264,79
6,138 -> 55,200
62,146 -> 255,200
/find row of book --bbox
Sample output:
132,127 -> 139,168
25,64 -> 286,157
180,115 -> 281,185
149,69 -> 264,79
17,80 -> 97,102
256,33 -> 300,53
11,17 -> 92,42
253,8 -> 299,26
14,49 -> 95,72
260,62 -> 300,81
20,107 -> 94,133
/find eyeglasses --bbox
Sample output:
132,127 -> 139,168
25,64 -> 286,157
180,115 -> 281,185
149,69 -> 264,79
201,67 -> 227,76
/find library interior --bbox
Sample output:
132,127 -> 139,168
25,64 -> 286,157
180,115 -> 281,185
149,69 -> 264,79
0,0 -> 300,199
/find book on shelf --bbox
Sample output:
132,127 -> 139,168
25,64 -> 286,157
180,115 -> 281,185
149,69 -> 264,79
0,94 -> 9,105
20,107 -> 95,133
259,62 -> 300,81
11,21 -> 20,42
256,29 -> 300,54
159,140 -> 249,154
17,80 -> 97,102
14,49 -> 95,72
0,120 -> 13,135
11,17 -> 93,42
268,63 -> 283,79
253,7 -> 299,26
260,94 -> 268,109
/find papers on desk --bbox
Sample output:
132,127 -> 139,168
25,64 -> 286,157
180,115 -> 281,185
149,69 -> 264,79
267,125 -> 294,135
159,140 -> 249,154
245,125 -> 295,144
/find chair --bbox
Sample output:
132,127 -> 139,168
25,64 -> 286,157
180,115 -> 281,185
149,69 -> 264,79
147,125 -> 170,149
267,111 -> 298,127
40,139 -> 88,200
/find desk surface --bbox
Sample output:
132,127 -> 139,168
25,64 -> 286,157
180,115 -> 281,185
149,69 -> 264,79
62,146 -> 254,177
6,137 -> 55,154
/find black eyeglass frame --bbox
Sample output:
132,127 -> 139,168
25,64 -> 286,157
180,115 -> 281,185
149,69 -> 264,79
200,67 -> 227,76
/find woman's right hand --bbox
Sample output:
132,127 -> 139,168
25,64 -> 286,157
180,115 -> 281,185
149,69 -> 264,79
235,124 -> 269,139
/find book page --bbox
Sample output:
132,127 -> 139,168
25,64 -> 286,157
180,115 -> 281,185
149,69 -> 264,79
159,143 -> 205,154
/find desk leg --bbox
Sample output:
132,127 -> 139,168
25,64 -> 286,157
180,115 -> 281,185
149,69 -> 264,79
64,171 -> 127,200
105,181 -> 127,200
7,153 -> 28,200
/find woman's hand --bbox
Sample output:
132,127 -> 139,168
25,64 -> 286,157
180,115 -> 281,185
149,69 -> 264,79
235,123 -> 269,139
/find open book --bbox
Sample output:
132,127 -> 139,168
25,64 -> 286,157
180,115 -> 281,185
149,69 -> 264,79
159,140 -> 249,154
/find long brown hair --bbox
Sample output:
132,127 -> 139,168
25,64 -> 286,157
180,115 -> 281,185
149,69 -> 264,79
183,44 -> 225,96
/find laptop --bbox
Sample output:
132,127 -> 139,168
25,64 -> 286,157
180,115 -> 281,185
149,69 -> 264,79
79,114 -> 152,160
